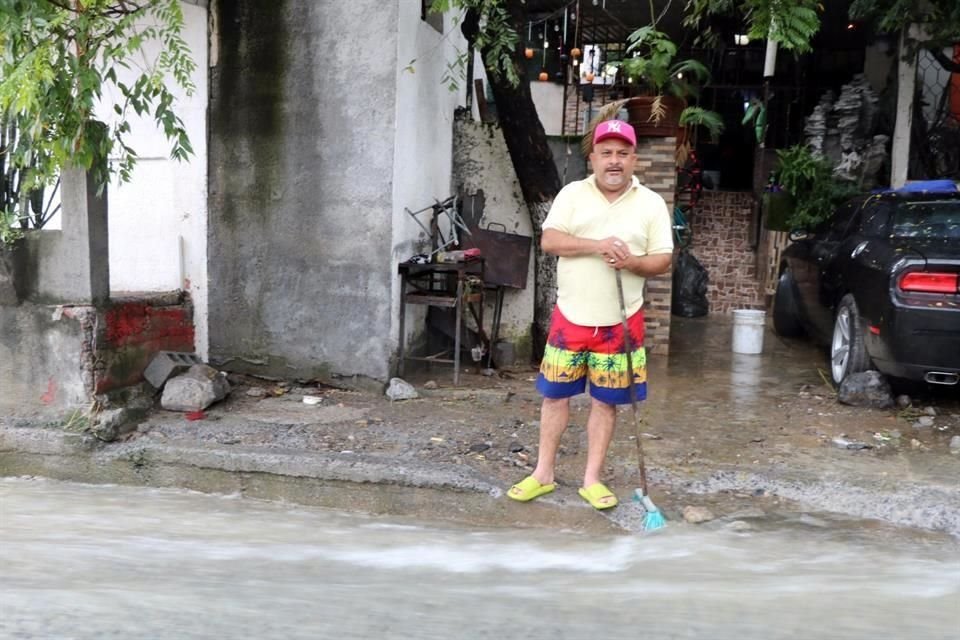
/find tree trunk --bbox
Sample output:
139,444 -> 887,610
463,0 -> 563,359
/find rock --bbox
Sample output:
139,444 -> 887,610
469,443 -> 491,453
423,380 -> 438,390
914,416 -> 935,428
895,394 -> 912,409
161,364 -> 231,412
837,371 -> 894,409
246,387 -> 267,398
481,368 -> 495,377
385,377 -> 419,401
923,406 -> 937,416
949,436 -> 960,452
302,395 -> 323,405
682,506 -> 715,524
509,442 -> 524,453
91,408 -> 132,442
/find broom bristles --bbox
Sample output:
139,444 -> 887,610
633,488 -> 667,532
581,98 -> 631,157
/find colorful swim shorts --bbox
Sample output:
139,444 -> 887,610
536,306 -> 647,405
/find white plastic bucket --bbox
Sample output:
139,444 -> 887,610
732,309 -> 766,355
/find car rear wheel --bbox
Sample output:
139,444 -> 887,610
831,294 -> 871,384
773,269 -> 804,337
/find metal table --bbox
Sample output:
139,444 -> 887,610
397,259 -> 485,385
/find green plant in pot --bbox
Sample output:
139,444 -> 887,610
768,144 -> 857,231
620,26 -> 722,143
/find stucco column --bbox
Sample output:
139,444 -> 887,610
57,165 -> 110,305
891,27 -> 918,189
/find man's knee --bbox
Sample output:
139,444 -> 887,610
542,396 -> 570,410
590,397 -> 617,416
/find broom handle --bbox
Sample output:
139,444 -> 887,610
615,269 -> 649,495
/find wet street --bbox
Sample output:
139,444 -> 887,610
2,478 -> 958,639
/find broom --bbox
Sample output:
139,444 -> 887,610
615,269 -> 667,531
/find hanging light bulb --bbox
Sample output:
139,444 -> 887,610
554,24 -> 560,31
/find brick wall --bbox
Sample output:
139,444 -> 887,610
634,136 -> 676,355
688,191 -> 765,314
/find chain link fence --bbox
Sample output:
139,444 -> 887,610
914,46 -> 960,180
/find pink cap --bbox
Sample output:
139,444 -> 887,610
593,120 -> 636,147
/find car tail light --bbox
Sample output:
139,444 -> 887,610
898,272 -> 959,294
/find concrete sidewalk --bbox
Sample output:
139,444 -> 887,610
2,317 -> 959,538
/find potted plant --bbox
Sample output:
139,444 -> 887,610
620,26 -> 722,141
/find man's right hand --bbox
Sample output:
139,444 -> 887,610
596,236 -> 629,264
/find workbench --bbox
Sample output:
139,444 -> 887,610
396,259 -> 486,385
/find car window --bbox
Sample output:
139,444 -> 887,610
858,202 -> 893,238
892,199 -> 960,239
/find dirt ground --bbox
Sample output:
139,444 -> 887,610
135,316 -> 960,534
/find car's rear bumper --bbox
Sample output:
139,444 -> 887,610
866,307 -> 960,383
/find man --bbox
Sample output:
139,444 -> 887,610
508,119 -> 673,510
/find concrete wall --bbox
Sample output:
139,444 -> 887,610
20,168 -> 109,306
452,115 -> 534,352
208,0 -> 406,381
0,304 -> 90,412
95,1 -> 209,357
529,81 -> 566,136
0,295 -> 194,413
390,5 -> 467,364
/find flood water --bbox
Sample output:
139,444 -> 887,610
2,478 -> 958,640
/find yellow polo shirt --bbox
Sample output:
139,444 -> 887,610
542,175 -> 673,326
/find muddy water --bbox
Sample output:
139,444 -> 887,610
2,478 -> 958,640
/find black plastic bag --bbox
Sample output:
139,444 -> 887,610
671,248 -> 709,317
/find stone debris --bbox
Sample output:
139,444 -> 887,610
91,408 -> 132,442
246,387 -> 267,398
949,436 -> 960,452
386,377 -> 419,401
143,351 -> 203,389
302,395 -> 323,405
423,380 -> 438,390
895,395 -> 912,409
837,371 -> 893,409
161,364 -> 231,412
914,416 -> 935,429
682,506 -> 715,524
804,74 -> 886,189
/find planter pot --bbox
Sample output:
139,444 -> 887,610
0,239 -> 26,306
763,192 -> 795,231
627,96 -> 686,137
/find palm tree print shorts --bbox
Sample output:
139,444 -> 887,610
536,306 -> 647,405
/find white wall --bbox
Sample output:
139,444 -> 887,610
96,1 -> 209,358
390,3 -> 467,354
529,81 -> 565,136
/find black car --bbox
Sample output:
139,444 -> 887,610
773,184 -> 960,387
